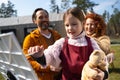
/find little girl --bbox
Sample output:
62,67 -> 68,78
28,7 -> 106,80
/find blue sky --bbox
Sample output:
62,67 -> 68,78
0,0 -> 120,16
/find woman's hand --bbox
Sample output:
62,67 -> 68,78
27,45 -> 44,58
107,53 -> 114,63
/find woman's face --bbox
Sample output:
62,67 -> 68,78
64,14 -> 83,38
84,18 -> 96,36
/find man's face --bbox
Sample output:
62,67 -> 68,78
34,10 -> 49,30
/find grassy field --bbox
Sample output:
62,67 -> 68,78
0,45 -> 120,80
108,45 -> 120,80
0,73 -> 4,80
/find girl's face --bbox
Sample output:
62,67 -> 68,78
64,14 -> 83,38
84,18 -> 96,36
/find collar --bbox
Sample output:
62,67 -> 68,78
69,31 -> 86,39
41,32 -> 51,39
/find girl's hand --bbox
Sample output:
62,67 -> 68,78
88,68 -> 105,80
27,45 -> 44,58
50,65 -> 62,72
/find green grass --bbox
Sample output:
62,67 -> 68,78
0,73 -> 4,80
108,45 -> 120,80
0,45 -> 120,80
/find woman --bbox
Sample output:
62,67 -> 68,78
84,12 -> 114,65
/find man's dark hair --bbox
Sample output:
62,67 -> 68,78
32,8 -> 49,22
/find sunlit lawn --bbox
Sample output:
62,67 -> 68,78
108,45 -> 120,80
0,73 -> 4,80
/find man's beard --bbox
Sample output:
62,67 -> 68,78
39,21 -> 49,30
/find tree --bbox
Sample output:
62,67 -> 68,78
50,0 -> 60,13
50,0 -> 71,13
50,0 -> 98,14
102,10 -> 111,36
107,8 -> 120,37
0,0 -> 17,18
72,0 -> 98,13
61,0 -> 70,11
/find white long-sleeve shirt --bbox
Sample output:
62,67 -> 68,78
44,31 -> 101,68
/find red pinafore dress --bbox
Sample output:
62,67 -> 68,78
60,36 -> 93,80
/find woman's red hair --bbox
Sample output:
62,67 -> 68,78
85,13 -> 106,37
